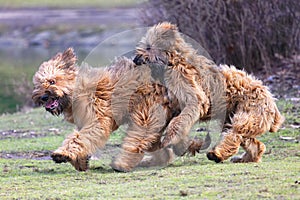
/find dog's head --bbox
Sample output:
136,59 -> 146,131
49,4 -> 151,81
134,22 -> 182,66
32,48 -> 77,115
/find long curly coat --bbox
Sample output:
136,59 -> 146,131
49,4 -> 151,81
134,22 -> 284,163
32,48 -> 208,172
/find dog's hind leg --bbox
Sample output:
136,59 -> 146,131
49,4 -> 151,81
138,147 -> 175,168
111,148 -> 145,172
207,106 -> 273,163
112,97 -> 172,172
111,127 -> 162,172
231,138 -> 266,163
111,104 -> 167,172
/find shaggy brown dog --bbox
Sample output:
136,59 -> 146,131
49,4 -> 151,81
32,48 -> 208,172
134,22 -> 284,163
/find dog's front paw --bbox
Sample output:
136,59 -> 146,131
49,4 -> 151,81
51,150 -> 72,163
207,151 -> 223,163
51,150 -> 89,171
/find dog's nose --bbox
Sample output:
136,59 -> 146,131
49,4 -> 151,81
41,94 -> 49,102
133,54 -> 144,65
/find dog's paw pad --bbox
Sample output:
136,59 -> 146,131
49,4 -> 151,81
51,153 -> 71,163
207,152 -> 222,163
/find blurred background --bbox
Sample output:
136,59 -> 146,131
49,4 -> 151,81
0,0 -> 299,113
0,0 -> 141,113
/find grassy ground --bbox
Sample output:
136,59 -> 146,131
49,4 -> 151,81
0,0 -> 140,8
0,57 -> 38,113
0,100 -> 299,199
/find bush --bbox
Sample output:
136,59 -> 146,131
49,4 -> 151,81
140,0 -> 300,73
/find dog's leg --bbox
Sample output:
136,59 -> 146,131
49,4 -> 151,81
161,69 -> 210,148
230,107 -> 273,163
138,147 -> 175,168
161,101 -> 205,148
111,148 -> 145,172
231,138 -> 266,163
161,105 -> 212,155
111,129 -> 156,172
171,136 -> 190,156
138,134 -> 210,168
51,130 -> 91,171
112,101 -> 168,172
111,125 -> 164,172
52,119 -> 113,171
208,106 -> 273,163
207,130 -> 242,163
111,124 -> 160,172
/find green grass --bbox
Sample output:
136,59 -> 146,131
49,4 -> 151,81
0,0 -> 140,8
0,57 -> 38,113
0,100 -> 299,199
0,137 -> 64,152
0,158 -> 299,199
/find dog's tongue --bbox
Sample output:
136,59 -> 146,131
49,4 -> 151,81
45,99 -> 58,109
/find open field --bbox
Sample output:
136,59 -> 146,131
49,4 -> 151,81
0,99 -> 299,199
0,5 -> 139,113
0,1 -> 298,198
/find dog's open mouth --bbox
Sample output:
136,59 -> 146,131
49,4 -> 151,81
44,99 -> 59,110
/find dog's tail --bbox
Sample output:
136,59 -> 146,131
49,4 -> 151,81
270,105 -> 284,132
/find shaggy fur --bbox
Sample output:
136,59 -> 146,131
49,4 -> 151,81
134,22 -> 284,163
32,48 -> 208,172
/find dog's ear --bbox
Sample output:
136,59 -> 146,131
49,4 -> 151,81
61,48 -> 77,69
51,48 -> 77,69
159,22 -> 178,31
155,22 -> 178,39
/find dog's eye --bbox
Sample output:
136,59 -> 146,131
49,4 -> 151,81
49,80 -> 55,85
